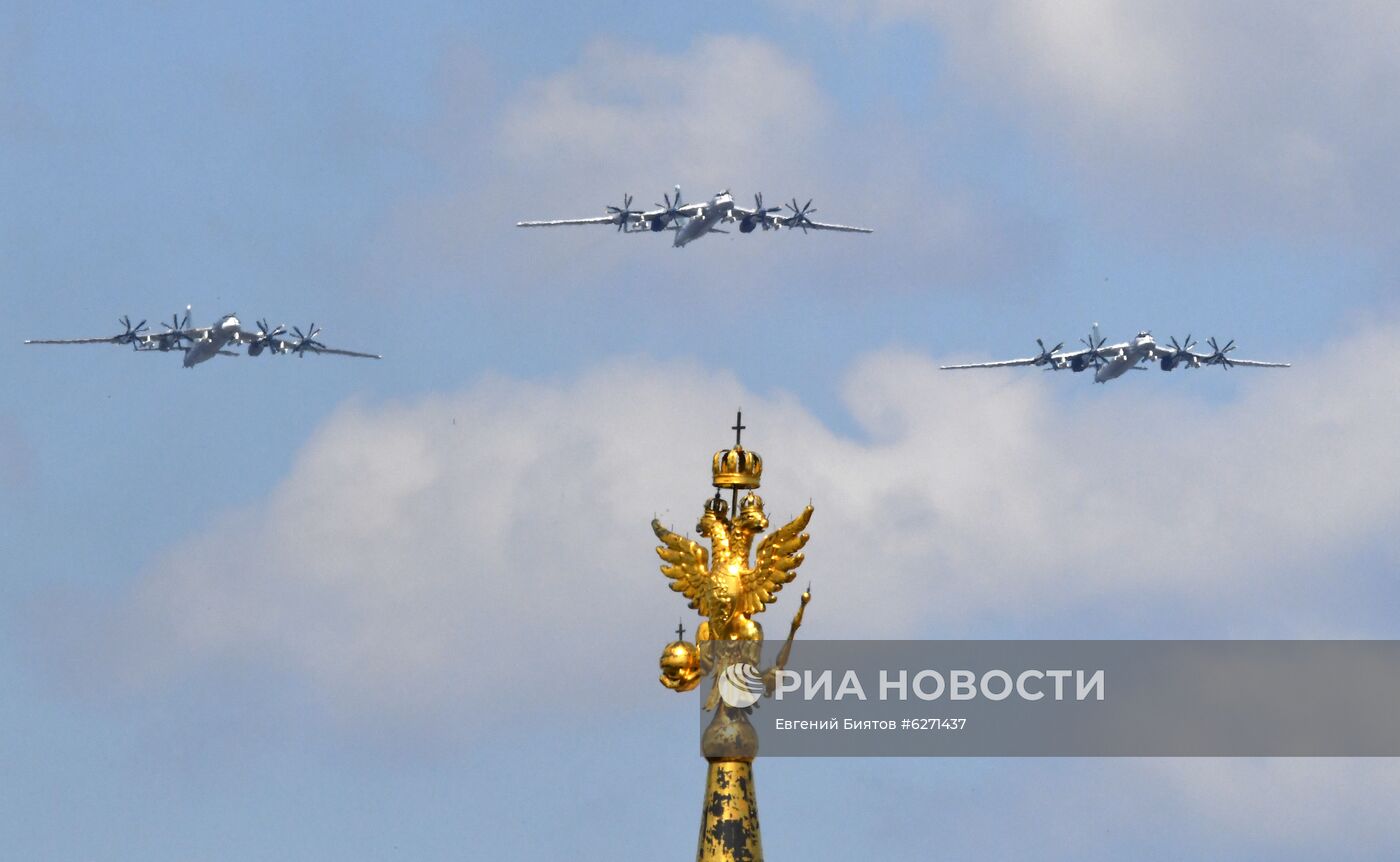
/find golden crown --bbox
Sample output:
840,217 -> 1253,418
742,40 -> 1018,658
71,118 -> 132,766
712,444 -> 762,489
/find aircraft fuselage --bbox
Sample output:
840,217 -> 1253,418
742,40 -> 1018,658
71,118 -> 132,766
181,315 -> 242,368
1092,334 -> 1164,383
673,191 -> 735,247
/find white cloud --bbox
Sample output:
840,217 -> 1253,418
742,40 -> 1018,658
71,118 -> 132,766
497,35 -> 832,197
794,0 -> 1400,240
52,320 -> 1400,734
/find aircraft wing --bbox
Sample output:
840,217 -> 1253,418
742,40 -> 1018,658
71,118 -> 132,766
25,336 -> 128,345
1051,347 -> 1092,362
638,204 -> 705,221
945,339 -> 1130,371
941,356 -> 1043,370
269,338 -> 381,359
310,346 -> 382,360
25,326 -> 208,347
152,327 -> 209,343
798,219 -> 872,234
1181,347 -> 1290,368
516,215 -> 622,227
729,204 -> 774,219
1188,354 -> 1290,368
772,214 -> 873,233
1092,341 -> 1132,358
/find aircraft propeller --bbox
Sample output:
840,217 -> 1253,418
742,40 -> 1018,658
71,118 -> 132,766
1033,338 -> 1064,368
751,193 -> 781,229
114,315 -> 148,348
606,193 -> 641,232
1166,335 -> 1196,367
1203,337 -> 1236,369
1080,328 -> 1109,366
290,324 -> 326,356
784,198 -> 817,232
247,318 -> 286,354
158,307 -> 194,345
653,190 -> 685,226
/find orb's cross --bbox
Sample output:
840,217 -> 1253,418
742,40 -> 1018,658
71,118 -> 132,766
732,410 -> 746,447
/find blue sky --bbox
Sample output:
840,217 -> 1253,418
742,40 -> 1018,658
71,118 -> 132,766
5,2 -> 1400,859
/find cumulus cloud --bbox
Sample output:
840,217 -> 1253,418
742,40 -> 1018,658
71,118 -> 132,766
793,0 -> 1400,242
44,320 -> 1400,737
497,35 -> 831,197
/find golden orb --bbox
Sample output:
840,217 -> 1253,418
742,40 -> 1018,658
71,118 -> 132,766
659,640 -> 702,691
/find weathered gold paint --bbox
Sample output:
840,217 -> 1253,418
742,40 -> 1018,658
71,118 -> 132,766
697,758 -> 762,862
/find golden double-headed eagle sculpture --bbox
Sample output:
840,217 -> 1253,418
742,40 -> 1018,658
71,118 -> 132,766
649,417 -> 814,862
651,433 -> 813,701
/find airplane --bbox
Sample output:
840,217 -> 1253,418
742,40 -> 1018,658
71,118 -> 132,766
25,307 -> 381,368
517,187 -> 873,248
941,324 -> 1289,384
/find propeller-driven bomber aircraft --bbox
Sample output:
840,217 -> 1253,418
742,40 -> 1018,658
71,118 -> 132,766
941,324 -> 1289,384
25,307 -> 381,368
516,186 -> 873,248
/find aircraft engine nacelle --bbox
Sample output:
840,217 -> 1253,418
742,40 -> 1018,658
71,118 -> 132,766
1160,355 -> 1176,371
650,217 -> 668,232
248,343 -> 264,357
1070,356 -> 1087,372
739,217 -> 757,233
157,336 -> 173,352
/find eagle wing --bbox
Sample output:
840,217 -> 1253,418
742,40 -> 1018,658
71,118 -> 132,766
652,519 -> 711,614
740,505 -> 813,616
